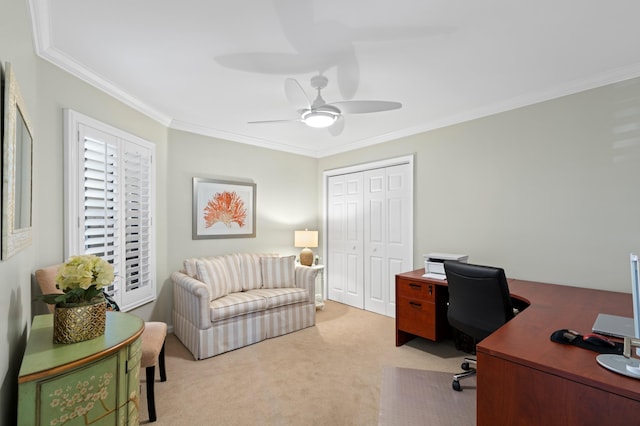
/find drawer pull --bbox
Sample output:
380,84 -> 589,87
428,285 -> 433,295
409,301 -> 422,309
409,283 -> 422,290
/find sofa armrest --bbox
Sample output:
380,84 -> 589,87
295,265 -> 319,304
172,271 -> 211,330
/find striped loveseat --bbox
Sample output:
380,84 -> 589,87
172,253 -> 318,360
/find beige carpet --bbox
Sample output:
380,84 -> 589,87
379,367 -> 476,426
141,301 -> 470,425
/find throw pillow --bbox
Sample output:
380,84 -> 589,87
222,254 -> 243,293
261,255 -> 296,288
241,254 -> 262,291
242,253 -> 280,290
183,257 -> 200,277
196,257 -> 230,301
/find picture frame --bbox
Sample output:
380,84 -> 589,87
2,62 -> 33,259
192,177 -> 256,239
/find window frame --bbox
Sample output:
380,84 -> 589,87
63,109 -> 156,311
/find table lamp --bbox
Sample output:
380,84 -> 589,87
294,229 -> 318,266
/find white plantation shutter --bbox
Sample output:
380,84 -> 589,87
121,143 -> 153,308
82,134 -> 120,296
65,110 -> 156,311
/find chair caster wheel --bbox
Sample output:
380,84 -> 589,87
452,380 -> 462,391
461,362 -> 470,370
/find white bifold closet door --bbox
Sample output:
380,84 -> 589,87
327,161 -> 412,317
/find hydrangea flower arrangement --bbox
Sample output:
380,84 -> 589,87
39,255 -> 115,306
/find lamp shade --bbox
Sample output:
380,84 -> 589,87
294,230 -> 318,248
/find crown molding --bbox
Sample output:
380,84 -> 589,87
169,119 -> 323,158
28,0 -> 172,127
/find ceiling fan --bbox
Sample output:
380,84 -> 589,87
249,75 -> 402,135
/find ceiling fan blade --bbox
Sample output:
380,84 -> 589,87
336,52 -> 360,100
328,100 -> 402,114
328,116 -> 345,136
215,53 -> 322,74
274,0 -> 315,53
284,78 -> 312,111
248,118 -> 300,124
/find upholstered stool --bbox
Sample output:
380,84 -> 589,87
140,322 -> 168,422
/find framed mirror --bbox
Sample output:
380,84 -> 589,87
2,62 -> 33,259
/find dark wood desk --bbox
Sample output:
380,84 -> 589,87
396,269 -> 640,425
477,279 -> 639,425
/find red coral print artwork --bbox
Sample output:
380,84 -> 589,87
203,191 -> 247,228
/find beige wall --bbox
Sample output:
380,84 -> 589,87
319,78 -> 640,292
165,128 -> 320,267
32,59 -> 171,324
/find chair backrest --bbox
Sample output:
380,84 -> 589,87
444,260 -> 515,342
35,264 -> 63,313
35,264 -> 121,313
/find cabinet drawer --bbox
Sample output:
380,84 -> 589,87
128,337 -> 142,366
397,279 -> 437,302
397,296 -> 436,340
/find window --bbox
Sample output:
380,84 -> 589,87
64,110 -> 156,311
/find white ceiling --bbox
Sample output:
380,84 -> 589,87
28,0 -> 640,158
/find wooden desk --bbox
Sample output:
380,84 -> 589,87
396,269 -> 640,425
477,279 -> 639,425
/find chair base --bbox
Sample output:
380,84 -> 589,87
145,342 -> 166,422
452,357 -> 476,392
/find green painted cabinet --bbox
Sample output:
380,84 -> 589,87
18,312 -> 144,425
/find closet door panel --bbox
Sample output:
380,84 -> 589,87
328,173 -> 364,308
364,169 -> 387,315
343,174 -> 364,308
327,177 -> 346,303
386,164 -> 413,314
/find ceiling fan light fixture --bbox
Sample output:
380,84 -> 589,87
302,110 -> 337,128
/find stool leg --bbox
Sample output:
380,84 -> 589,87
159,342 -> 167,382
146,365 -> 157,422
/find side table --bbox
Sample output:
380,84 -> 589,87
310,264 -> 325,310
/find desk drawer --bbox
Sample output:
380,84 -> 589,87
397,296 -> 436,340
396,279 -> 436,302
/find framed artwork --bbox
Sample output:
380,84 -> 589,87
192,177 -> 256,239
2,62 -> 33,259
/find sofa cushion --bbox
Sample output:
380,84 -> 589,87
222,254 -> 244,293
248,288 -> 308,309
195,257 -> 229,301
261,255 -> 296,288
209,292 -> 267,322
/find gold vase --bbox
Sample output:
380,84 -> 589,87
53,297 -> 107,344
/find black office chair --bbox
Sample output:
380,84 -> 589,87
444,260 -> 516,391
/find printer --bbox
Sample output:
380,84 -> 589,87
423,253 -> 469,279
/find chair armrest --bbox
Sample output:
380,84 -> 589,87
171,271 -> 211,330
295,265 -> 319,304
